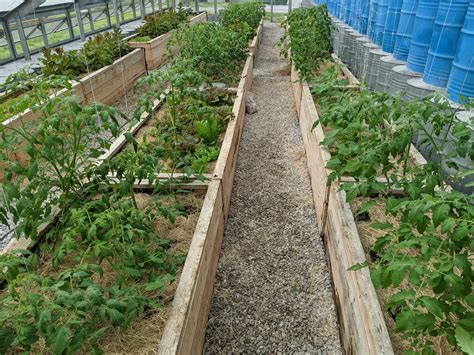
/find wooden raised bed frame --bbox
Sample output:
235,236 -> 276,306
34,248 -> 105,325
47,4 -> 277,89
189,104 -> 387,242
290,56 -> 427,354
1,23 -> 263,354
127,12 -> 208,70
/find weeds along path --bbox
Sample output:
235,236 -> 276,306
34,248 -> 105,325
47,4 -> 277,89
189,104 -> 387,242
204,23 -> 342,353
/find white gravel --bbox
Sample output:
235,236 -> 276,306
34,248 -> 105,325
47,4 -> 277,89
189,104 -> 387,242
204,23 -> 342,353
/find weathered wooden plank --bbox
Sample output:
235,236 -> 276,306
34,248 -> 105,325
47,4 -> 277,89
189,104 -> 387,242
293,64 -> 395,354
291,63 -> 302,116
159,179 -> 224,354
128,12 -> 207,70
79,49 -> 146,105
214,52 -> 253,218
331,53 -> 360,86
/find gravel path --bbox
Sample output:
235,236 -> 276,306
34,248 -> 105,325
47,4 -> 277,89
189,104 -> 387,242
204,23 -> 342,353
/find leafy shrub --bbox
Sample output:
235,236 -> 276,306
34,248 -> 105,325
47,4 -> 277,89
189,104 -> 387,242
135,7 -> 188,41
81,28 -> 131,72
41,47 -> 86,77
220,2 -> 265,41
169,23 -> 248,85
280,5 -> 332,81
40,28 -> 130,78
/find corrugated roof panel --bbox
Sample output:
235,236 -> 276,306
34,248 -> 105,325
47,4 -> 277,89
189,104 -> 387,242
0,0 -> 24,12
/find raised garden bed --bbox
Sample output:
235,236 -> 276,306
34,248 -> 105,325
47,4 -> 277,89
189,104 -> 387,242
291,59 -> 408,354
127,12 -> 208,70
0,25 -> 258,352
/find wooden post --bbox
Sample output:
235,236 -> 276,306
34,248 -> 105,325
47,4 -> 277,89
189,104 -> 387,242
139,0 -> 146,19
112,0 -> 121,27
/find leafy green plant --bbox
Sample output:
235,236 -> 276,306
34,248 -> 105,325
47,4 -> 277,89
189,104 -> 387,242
135,6 -> 188,41
195,116 -> 221,144
132,64 -> 232,174
0,72 -> 73,122
311,70 -> 474,353
279,5 -> 332,81
169,22 -> 248,85
81,28 -> 131,72
220,2 -> 265,41
0,81 -> 187,353
41,47 -> 86,77
40,28 -> 130,78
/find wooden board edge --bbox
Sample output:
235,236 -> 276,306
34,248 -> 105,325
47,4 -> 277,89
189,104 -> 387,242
331,53 -> 360,86
293,69 -> 395,354
158,179 -> 224,354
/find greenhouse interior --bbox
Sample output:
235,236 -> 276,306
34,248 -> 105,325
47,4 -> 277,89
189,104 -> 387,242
0,0 -> 473,353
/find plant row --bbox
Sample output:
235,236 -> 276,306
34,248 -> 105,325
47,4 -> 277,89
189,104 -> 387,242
0,7 -> 199,123
283,5 -> 473,355
0,4 -> 262,353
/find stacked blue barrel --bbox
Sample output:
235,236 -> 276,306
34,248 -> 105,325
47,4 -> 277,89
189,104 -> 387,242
315,0 -> 474,104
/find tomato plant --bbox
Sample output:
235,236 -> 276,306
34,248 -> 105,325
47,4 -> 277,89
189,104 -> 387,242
220,2 -> 265,41
311,70 -> 474,354
279,5 -> 332,81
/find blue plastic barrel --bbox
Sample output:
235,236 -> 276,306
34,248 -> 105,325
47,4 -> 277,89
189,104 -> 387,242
344,0 -> 352,23
354,0 -> 361,30
375,0 -> 390,44
406,0 -> 440,73
360,0 -> 370,34
393,0 -> 419,60
349,0 -> 358,27
447,1 -> 474,102
423,0 -> 469,87
368,0 -> 380,40
383,0 -> 404,52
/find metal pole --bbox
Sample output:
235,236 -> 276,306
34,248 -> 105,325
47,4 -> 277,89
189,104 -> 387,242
173,0 -> 176,10
159,0 -> 162,11
15,16 -> 31,60
65,9 -> 75,39
139,0 -> 146,19
132,0 -> 137,18
112,0 -> 121,26
288,0 -> 292,14
213,0 -> 217,20
105,3 -> 112,27
88,8 -> 95,31
270,0 -> 274,22
151,0 -> 155,14
195,0 -> 199,12
3,20 -> 17,59
74,2 -> 86,40
38,16 -> 49,47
